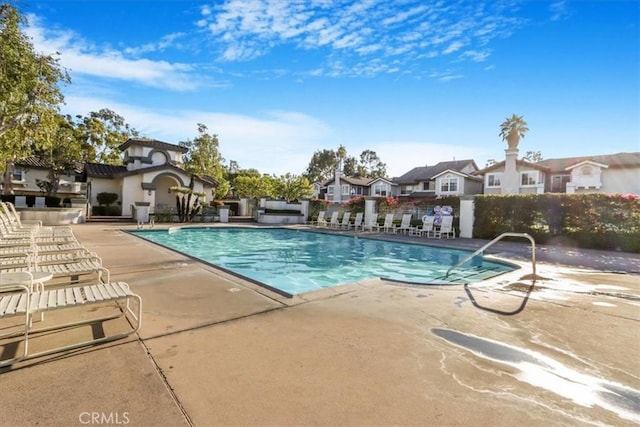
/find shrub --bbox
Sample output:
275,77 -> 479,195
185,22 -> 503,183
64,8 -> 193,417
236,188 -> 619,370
96,192 -> 118,206
474,193 -> 640,253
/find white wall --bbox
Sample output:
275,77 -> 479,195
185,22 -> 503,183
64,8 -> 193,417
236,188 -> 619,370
89,178 -> 121,207
601,168 -> 640,194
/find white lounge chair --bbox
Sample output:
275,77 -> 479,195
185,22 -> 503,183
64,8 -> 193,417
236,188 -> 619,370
309,211 -> 326,226
361,213 -> 379,232
433,215 -> 455,239
410,215 -> 435,237
348,212 -> 363,231
393,214 -> 412,234
14,196 -> 27,208
339,212 -> 351,229
327,211 -> 340,228
0,271 -> 142,367
376,213 -> 396,233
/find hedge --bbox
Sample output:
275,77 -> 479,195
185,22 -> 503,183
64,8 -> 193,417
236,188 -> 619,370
474,193 -> 640,253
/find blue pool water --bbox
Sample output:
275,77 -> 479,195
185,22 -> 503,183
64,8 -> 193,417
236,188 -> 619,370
129,227 -> 514,295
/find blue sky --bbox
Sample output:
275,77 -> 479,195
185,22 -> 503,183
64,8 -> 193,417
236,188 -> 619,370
17,0 -> 640,177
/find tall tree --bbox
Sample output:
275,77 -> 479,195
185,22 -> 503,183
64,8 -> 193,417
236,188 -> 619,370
0,4 -> 70,194
342,156 -> 358,177
522,150 -> 543,163
273,173 -> 313,202
234,174 -> 274,199
180,123 -> 229,199
74,109 -> 138,164
32,114 -> 83,196
359,149 -> 387,178
305,148 -> 339,183
499,114 -> 529,149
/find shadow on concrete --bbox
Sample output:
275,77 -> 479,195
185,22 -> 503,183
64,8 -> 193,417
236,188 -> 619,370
463,279 -> 536,316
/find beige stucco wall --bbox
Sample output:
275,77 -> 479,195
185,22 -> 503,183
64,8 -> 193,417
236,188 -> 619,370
14,168 -> 77,194
89,178 -> 121,207
121,175 -> 144,216
601,167 -> 640,194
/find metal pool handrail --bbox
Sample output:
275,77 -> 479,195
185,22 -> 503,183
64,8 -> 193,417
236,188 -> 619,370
445,232 -> 536,279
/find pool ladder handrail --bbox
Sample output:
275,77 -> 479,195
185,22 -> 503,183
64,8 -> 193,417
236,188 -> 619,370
445,232 -> 536,279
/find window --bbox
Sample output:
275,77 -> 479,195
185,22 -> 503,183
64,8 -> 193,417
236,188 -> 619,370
352,186 -> 363,195
551,175 -> 571,192
327,185 -> 334,195
440,176 -> 458,193
341,185 -> 350,196
373,182 -> 390,196
581,166 -> 592,176
521,171 -> 544,186
486,173 -> 501,187
12,168 -> 25,182
423,181 -> 435,191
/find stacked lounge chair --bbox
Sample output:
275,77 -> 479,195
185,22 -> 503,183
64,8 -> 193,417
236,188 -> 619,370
0,201 -> 142,367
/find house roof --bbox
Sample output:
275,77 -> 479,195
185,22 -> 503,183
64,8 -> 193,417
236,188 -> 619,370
118,138 -> 189,153
432,168 -> 484,182
16,156 -> 84,173
475,159 -> 550,175
393,160 -> 478,184
84,162 -> 217,187
536,152 -> 640,172
84,163 -> 128,178
322,176 -> 375,186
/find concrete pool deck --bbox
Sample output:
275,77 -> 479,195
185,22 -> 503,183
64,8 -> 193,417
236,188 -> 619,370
1,222 -> 639,426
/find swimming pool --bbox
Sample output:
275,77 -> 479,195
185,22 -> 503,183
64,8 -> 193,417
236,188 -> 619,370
129,227 -> 514,296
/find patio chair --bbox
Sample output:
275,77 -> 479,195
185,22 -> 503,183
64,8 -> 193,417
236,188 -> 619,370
0,212 -> 77,243
375,213 -> 396,233
0,271 -> 142,367
308,211 -> 326,226
0,202 -> 41,230
410,215 -> 435,238
360,213 -> 379,232
1,257 -> 110,285
393,214 -> 413,234
433,215 -> 455,239
326,211 -> 340,228
339,212 -> 351,229
348,212 -> 363,231
14,196 -> 27,208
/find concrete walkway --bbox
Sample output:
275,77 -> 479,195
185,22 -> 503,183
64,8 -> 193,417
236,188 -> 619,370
1,223 -> 639,426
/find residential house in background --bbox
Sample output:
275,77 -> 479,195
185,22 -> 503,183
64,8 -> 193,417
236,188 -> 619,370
5,157 -> 85,198
475,151 -> 640,195
393,160 -> 481,198
5,138 -> 217,217
536,152 -> 640,194
84,138 -> 217,216
322,175 -> 374,203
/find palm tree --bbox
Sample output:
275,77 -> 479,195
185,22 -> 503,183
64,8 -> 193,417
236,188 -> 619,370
499,114 -> 529,149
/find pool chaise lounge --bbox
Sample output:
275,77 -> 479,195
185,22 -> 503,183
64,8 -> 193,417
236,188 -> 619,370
0,272 -> 142,367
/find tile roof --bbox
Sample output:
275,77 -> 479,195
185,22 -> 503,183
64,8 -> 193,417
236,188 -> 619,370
474,159 -> 550,175
321,176 -> 375,186
15,156 -> 84,173
84,163 -> 128,178
536,152 -> 640,172
118,138 -> 188,153
393,160 -> 478,184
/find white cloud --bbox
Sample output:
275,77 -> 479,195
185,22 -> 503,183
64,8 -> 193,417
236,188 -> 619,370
549,1 -> 569,21
62,96 -> 331,176
460,49 -> 490,62
25,14 -> 202,91
199,0 -> 526,77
